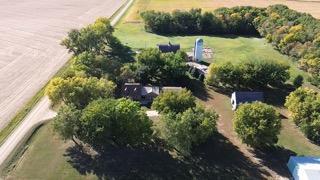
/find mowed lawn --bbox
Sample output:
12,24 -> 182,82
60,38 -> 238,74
114,10 -> 306,80
4,123 -> 97,180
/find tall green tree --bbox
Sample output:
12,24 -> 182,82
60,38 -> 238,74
159,105 -> 218,155
135,48 -> 187,85
61,17 -> 133,61
53,104 -> 82,145
80,98 -> 153,147
152,89 -> 196,114
233,102 -> 281,147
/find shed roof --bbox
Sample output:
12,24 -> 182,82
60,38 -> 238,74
123,83 -> 142,100
233,91 -> 264,104
288,156 -> 320,180
157,42 -> 180,53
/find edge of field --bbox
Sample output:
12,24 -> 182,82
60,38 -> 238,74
0,0 -> 133,146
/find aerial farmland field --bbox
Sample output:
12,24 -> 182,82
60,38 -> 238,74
3,0 -> 320,179
0,0 -> 125,130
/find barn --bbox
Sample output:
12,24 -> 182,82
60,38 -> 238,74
231,91 -> 264,110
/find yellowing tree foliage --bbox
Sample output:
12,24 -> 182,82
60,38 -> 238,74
46,76 -> 115,109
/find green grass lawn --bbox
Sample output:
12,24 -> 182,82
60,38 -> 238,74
114,22 -> 307,81
278,118 -> 320,156
4,123 -> 97,180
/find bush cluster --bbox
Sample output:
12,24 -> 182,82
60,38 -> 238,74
205,59 -> 290,89
285,88 -> 320,143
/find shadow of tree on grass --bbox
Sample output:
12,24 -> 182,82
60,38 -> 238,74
64,132 -> 270,179
250,146 -> 295,178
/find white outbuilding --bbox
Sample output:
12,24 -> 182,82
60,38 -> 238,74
231,91 -> 264,110
287,156 -> 320,180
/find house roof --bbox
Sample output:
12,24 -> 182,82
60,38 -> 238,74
233,91 -> 264,104
141,86 -> 160,96
123,83 -> 142,100
157,42 -> 180,53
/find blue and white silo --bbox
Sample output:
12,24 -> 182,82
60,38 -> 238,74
194,38 -> 203,62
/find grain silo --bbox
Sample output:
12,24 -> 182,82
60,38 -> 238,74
194,38 -> 203,62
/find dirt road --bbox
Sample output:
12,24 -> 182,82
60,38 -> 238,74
0,0 -> 125,130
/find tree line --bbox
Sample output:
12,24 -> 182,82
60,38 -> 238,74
141,5 -> 320,86
141,7 -> 262,35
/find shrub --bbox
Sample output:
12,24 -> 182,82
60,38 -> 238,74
285,88 -> 320,143
293,75 -> 304,88
205,59 -> 290,89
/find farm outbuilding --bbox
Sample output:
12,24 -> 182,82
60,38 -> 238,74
157,42 -> 180,53
231,91 -> 264,110
287,156 -> 320,180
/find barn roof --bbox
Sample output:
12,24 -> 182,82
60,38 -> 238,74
157,42 -> 180,53
233,91 -> 264,104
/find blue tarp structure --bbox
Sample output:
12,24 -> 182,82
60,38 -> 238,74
287,156 -> 320,180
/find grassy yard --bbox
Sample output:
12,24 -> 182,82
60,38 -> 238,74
4,123 -> 97,180
114,5 -> 307,80
4,122 -> 274,179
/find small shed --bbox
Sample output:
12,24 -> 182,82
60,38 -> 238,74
231,91 -> 264,110
287,156 -> 320,180
157,42 -> 180,53
122,83 -> 142,101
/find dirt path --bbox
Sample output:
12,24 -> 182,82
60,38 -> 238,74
201,89 -> 290,179
0,0 -> 125,130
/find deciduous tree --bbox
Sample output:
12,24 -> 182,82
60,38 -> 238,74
233,102 -> 281,147
46,76 -> 115,109
152,89 -> 196,114
159,105 -> 218,155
